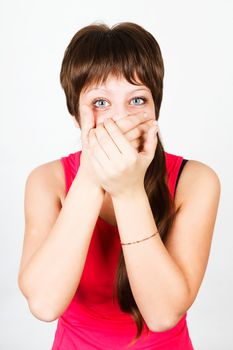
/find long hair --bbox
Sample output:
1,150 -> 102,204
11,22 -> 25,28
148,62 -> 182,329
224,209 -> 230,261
60,21 -> 181,347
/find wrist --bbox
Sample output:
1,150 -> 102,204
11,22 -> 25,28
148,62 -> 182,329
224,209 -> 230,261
75,169 -> 105,196
111,185 -> 145,201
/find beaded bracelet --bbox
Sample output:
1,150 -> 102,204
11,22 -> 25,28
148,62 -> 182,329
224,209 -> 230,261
121,231 -> 159,245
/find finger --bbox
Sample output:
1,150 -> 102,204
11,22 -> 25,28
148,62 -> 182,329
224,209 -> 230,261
142,122 -> 159,156
124,119 -> 154,142
131,138 -> 141,149
102,118 -> 136,157
94,123 -> 122,164
115,112 -> 154,135
86,140 -> 105,182
79,104 -> 95,147
88,128 -> 116,176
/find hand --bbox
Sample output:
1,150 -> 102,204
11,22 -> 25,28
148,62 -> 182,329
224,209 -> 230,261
77,105 -> 103,190
78,105 -> 155,188
112,112 -> 155,152
86,113 -> 159,198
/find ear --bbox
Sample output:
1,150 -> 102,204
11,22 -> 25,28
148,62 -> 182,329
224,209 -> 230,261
72,116 -> 80,129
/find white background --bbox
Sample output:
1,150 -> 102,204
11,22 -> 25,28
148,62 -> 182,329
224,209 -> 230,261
1,0 -> 232,349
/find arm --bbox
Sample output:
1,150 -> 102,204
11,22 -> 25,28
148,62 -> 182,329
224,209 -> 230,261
18,163 -> 104,322
112,160 -> 221,332
18,111 -> 152,322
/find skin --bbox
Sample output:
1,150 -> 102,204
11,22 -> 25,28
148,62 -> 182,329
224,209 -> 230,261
76,74 -> 221,330
18,72 -> 221,329
78,73 -> 155,125
84,109 -> 158,197
16,75 -> 159,320
76,73 -> 158,224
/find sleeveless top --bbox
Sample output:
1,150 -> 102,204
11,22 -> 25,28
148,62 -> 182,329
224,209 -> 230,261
51,150 -> 194,350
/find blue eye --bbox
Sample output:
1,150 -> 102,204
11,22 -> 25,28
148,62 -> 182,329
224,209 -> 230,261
92,96 -> 147,109
130,97 -> 146,105
93,99 -> 109,108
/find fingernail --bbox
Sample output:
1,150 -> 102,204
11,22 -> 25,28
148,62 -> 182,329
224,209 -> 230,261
143,112 -> 148,118
152,120 -> 158,126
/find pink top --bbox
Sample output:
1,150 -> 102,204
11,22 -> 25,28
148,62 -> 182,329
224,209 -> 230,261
51,150 -> 194,349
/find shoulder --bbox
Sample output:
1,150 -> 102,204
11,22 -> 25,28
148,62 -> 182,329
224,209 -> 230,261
26,159 -> 66,204
175,159 -> 221,207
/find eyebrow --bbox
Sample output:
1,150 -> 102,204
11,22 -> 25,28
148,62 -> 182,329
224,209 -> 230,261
86,87 -> 150,94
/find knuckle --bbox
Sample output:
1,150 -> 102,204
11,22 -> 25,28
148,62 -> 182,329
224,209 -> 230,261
131,140 -> 138,147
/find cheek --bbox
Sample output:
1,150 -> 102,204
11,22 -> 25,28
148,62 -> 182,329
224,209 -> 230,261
147,102 -> 156,118
143,105 -> 154,118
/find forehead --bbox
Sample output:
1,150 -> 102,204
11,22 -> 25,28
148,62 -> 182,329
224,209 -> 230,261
84,74 -> 150,95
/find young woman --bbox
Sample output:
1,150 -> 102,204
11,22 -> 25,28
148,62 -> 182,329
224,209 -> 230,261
18,22 -> 221,349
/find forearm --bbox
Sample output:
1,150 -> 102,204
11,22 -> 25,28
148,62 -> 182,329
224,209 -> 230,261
20,171 -> 104,321
112,188 -> 190,331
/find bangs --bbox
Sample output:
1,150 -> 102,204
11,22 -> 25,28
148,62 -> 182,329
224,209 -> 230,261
74,29 -> 152,93
60,22 -> 164,118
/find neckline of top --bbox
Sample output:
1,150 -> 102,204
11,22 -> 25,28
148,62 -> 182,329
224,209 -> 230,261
98,215 -> 119,230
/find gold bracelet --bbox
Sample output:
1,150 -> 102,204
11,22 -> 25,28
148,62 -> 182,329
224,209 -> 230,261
121,231 -> 159,246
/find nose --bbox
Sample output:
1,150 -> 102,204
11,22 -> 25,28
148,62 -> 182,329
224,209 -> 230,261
107,106 -> 135,122
112,113 -> 129,121
97,110 -> 130,125
111,105 -> 132,121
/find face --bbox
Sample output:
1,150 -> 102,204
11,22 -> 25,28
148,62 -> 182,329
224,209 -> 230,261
76,73 -> 155,128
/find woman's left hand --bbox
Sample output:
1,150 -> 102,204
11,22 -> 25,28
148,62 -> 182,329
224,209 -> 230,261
86,116 -> 159,198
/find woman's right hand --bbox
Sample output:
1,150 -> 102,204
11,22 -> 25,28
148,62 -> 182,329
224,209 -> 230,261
78,105 -> 154,188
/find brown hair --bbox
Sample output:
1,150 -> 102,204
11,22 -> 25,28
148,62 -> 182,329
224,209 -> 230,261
60,21 -> 181,347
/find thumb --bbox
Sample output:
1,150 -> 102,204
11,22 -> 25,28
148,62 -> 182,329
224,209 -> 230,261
79,105 -> 95,147
141,120 -> 159,157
